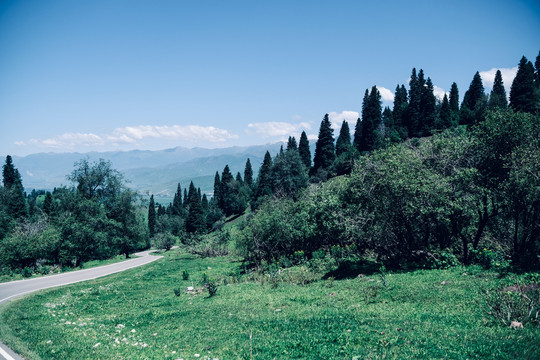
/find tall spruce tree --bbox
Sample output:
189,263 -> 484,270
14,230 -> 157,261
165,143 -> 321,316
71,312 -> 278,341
420,77 -> 437,136
172,183 -> 183,216
335,120 -> 352,157
382,107 -> 400,143
353,116 -> 363,152
298,131 -> 311,170
360,86 -> 382,151
286,136 -> 298,151
312,114 -> 335,173
186,181 -> 205,233
460,71 -> 486,125
148,195 -> 156,237
236,172 -> 243,183
220,165 -> 235,216
510,56 -> 537,113
213,172 -> 221,208
535,51 -> 540,87
255,151 -> 273,199
244,158 -> 253,186
449,82 -> 460,126
489,69 -> 508,110
392,84 -> 408,139
406,68 -> 422,137
43,191 -> 53,216
438,94 -> 451,130
3,155 -> 18,189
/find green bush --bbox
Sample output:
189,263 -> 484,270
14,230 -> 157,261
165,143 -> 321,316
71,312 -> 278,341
182,270 -> 189,281
151,232 -> 176,251
481,284 -> 540,327
21,267 -> 33,278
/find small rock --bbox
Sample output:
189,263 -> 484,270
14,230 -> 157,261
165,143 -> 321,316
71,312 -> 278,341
187,286 -> 194,291
275,309 -> 282,312
93,343 -> 101,348
131,329 -> 136,333
46,340 -> 52,344
510,321 -> 523,328
441,281 -> 450,285
194,354 -> 200,358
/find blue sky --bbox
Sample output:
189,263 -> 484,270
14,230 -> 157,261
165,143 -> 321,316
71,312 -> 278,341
1,0 -> 539,156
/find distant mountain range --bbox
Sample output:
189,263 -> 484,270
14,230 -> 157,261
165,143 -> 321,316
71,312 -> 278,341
11,143 -> 286,204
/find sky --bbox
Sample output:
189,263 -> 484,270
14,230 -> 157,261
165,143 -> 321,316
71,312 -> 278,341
1,0 -> 539,157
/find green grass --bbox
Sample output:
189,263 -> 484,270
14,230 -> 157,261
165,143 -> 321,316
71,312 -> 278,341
0,254 -> 137,284
1,250 -> 539,359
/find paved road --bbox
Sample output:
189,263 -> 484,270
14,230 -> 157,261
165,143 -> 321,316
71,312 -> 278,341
0,250 -> 164,360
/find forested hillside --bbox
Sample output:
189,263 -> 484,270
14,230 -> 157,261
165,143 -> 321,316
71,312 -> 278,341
1,52 -> 539,277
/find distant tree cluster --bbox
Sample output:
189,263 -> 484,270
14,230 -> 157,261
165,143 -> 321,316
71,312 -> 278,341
0,158 -> 149,274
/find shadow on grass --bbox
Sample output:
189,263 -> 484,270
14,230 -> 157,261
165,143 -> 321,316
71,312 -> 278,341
322,259 -> 380,280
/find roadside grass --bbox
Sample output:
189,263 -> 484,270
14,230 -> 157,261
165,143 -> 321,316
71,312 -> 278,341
0,254 -> 139,284
0,249 -> 539,359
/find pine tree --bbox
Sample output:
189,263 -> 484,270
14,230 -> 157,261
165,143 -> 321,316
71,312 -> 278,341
255,151 -> 273,199
382,107 -> 400,143
9,181 -> 28,219
535,51 -> 540,87
510,56 -> 537,113
220,165 -> 235,215
449,82 -> 460,126
287,136 -> 298,152
183,189 -> 188,207
438,94 -> 452,130
171,183 -> 183,216
236,172 -> 243,183
460,71 -> 486,125
312,114 -> 336,174
148,195 -> 156,237
489,69 -> 508,110
3,155 -> 18,189
360,86 -> 382,151
213,172 -> 221,208
335,120 -> 352,157
201,194 -> 209,210
43,191 -> 53,216
420,77 -> 437,136
186,181 -> 205,233
298,131 -> 311,170
243,158 -> 253,186
270,147 -> 308,198
406,68 -> 422,137
392,84 -> 408,139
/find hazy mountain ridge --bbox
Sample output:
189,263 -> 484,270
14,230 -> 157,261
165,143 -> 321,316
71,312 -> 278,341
11,143 -> 285,200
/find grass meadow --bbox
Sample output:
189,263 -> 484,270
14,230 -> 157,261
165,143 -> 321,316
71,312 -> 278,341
0,249 -> 538,359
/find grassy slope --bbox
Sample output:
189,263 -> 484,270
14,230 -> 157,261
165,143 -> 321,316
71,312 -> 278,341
0,250 -> 538,360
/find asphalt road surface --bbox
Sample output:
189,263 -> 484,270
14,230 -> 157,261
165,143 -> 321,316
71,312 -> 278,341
0,250 -> 163,360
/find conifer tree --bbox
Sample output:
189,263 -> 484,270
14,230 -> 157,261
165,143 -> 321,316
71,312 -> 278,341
420,77 -> 437,136
201,194 -> 209,210
287,136 -> 298,152
270,147 -> 308,198
220,165 -> 235,215
186,181 -> 205,233
9,181 -> 27,219
510,56 -> 537,113
406,68 -> 422,137
255,151 -> 273,199
438,94 -> 451,130
213,171 -> 221,208
244,158 -> 253,186
449,82 -> 460,126
360,86 -> 382,151
312,114 -> 335,173
392,84 -> 408,139
236,172 -> 243,183
183,189 -> 188,207
489,69 -> 508,110
172,183 -> 183,216
2,155 -> 18,189
382,107 -> 400,143
460,71 -> 486,125
335,120 -> 352,157
148,195 -> 156,237
535,51 -> 540,87
43,191 -> 53,216
298,131 -> 311,170
353,116 -> 363,152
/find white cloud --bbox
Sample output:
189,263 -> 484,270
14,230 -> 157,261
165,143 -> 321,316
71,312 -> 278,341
433,85 -> 448,101
328,111 -> 359,130
479,67 -> 518,96
17,125 -> 238,150
292,114 -> 302,120
376,86 -> 394,102
246,121 -> 311,137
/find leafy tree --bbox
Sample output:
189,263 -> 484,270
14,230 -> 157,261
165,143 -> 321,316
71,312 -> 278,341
68,159 -> 123,203
460,71 -> 487,125
312,114 -> 336,175
335,120 -> 352,157
148,195 -> 156,237
488,69 -> 508,110
244,158 -> 253,187
510,56 -> 537,113
298,131 -> 312,170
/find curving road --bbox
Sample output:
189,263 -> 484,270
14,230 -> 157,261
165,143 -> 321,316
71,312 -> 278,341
0,250 -> 164,360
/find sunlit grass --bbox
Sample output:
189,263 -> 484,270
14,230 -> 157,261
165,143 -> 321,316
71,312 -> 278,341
1,249 -> 539,359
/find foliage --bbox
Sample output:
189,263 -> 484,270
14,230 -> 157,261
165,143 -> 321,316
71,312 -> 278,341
481,282 -> 540,327
151,232 -> 176,251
